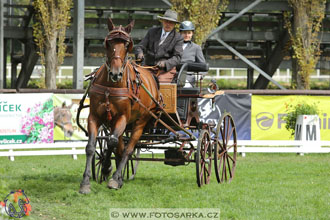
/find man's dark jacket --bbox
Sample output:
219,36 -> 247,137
134,27 -> 183,71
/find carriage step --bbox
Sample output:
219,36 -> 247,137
164,149 -> 186,166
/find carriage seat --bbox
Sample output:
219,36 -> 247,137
175,62 -> 209,88
185,62 -> 209,72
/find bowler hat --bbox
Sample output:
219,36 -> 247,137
157,9 -> 179,23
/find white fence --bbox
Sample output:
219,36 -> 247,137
205,68 -> 329,83
6,65 -> 330,83
1,140 -> 329,161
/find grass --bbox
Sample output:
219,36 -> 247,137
0,153 -> 329,220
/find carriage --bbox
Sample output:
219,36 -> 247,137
77,19 -> 237,193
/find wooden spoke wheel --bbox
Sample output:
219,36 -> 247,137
120,131 -> 140,181
214,113 -> 237,183
122,148 -> 140,180
195,129 -> 212,187
92,126 -> 113,184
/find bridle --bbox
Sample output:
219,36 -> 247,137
54,108 -> 72,129
104,26 -> 133,82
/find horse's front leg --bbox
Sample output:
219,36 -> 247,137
79,115 -> 99,194
108,119 -> 148,189
109,115 -> 127,148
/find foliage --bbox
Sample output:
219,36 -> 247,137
171,0 -> 228,45
284,101 -> 320,136
284,0 -> 326,89
20,98 -> 54,143
32,0 -> 73,89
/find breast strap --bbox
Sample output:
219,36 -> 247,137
89,83 -> 134,100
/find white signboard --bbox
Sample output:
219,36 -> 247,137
0,93 -> 53,144
294,115 -> 321,142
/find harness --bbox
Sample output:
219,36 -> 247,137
89,61 -> 142,121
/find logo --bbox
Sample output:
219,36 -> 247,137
256,112 -> 274,130
198,99 -> 222,126
4,190 -> 31,218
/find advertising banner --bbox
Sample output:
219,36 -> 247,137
53,94 -> 89,141
0,93 -> 53,144
199,93 -> 251,140
252,95 -> 330,140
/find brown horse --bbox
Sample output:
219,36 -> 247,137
79,19 -> 160,193
54,102 -> 74,137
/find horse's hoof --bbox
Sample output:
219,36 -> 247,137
79,184 -> 91,194
109,135 -> 118,147
107,178 -> 121,190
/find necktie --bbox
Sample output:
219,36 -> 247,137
159,32 -> 167,45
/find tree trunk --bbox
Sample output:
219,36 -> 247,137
45,35 -> 57,89
291,4 -> 311,89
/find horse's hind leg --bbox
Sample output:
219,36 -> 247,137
79,115 -> 99,194
108,119 -> 147,189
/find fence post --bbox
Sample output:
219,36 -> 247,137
72,147 -> 77,160
9,149 -> 14,161
241,145 -> 246,157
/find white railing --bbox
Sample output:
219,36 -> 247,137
5,65 -> 330,83
206,68 -> 329,83
237,140 -> 330,157
0,141 -> 87,161
1,140 -> 329,161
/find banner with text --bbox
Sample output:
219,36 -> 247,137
251,95 -> 330,140
0,93 -> 53,144
199,93 -> 251,140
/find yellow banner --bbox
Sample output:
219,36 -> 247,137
252,95 -> 330,140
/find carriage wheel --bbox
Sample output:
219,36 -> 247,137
122,148 -> 140,180
214,113 -> 237,183
120,131 -> 140,180
195,129 -> 212,187
92,126 -> 113,184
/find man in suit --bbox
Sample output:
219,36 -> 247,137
134,9 -> 183,83
179,20 -> 206,87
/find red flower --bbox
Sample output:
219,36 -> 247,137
24,203 -> 32,216
0,201 -> 5,207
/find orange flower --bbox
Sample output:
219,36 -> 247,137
13,192 -> 18,203
24,203 -> 32,212
24,203 -> 32,216
0,201 -> 5,207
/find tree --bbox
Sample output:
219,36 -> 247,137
171,0 -> 228,46
33,0 -> 72,89
284,0 -> 325,89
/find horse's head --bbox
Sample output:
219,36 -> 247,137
104,18 -> 135,83
54,102 -> 74,137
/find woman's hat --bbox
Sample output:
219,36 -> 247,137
157,9 -> 180,23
